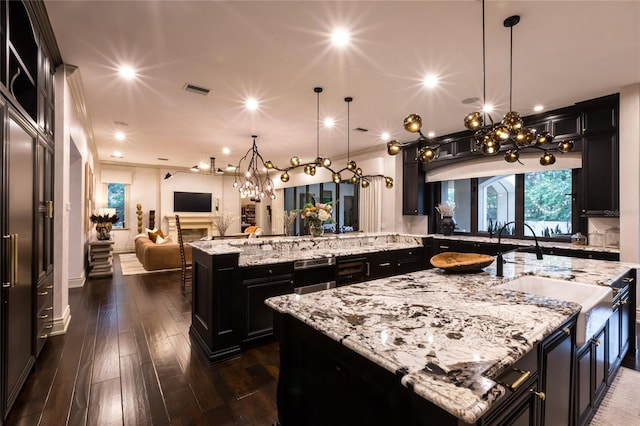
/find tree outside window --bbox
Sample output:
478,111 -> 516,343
107,183 -> 125,228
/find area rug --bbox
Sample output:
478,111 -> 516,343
590,366 -> 640,425
118,253 -> 180,276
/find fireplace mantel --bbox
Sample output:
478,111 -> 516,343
166,213 -> 219,241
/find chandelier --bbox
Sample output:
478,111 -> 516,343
232,135 -> 276,202
387,1 -> 574,166
265,88 -> 393,189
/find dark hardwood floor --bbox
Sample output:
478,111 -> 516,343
4,256 -> 640,425
4,257 -> 279,426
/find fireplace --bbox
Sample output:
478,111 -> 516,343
165,214 -> 218,242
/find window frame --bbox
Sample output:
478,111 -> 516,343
433,169 -> 579,242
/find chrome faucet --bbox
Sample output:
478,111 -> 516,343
496,220 -> 543,277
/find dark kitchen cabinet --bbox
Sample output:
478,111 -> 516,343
241,263 -> 293,346
0,2 -> 59,420
576,326 -> 608,426
540,325 -> 575,426
579,95 -> 619,217
365,247 -> 426,280
189,251 -> 242,364
608,269 -> 635,377
429,238 -> 517,258
402,147 -> 425,215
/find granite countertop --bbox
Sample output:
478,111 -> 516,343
429,234 -> 620,254
190,232 -> 425,267
265,251 -> 635,423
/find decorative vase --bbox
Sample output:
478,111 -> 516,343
309,223 -> 324,238
95,222 -> 112,240
440,216 -> 456,236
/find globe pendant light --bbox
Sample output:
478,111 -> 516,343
232,135 -> 276,201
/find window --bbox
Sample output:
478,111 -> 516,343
524,170 -> 572,237
284,181 -> 359,235
478,175 -> 515,235
440,179 -> 471,232
437,169 -> 573,240
106,182 -> 126,228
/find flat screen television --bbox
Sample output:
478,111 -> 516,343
173,191 -> 212,212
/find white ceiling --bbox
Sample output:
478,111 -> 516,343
45,1 -> 640,171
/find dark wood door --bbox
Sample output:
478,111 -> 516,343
402,147 -> 425,215
2,112 -> 36,416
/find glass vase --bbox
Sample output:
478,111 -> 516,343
309,223 -> 324,238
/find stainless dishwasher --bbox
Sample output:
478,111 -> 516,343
293,257 -> 337,295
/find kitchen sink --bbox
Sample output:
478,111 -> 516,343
496,275 -> 613,346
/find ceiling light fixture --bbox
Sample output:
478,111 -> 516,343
119,66 -> 136,80
163,157 -> 224,180
388,0 -> 573,166
232,135 -> 276,202
264,88 -> 393,190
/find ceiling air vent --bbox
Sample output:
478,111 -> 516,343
354,127 -> 368,132
184,83 -> 210,96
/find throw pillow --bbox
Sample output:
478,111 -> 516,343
155,235 -> 173,245
148,228 -> 166,243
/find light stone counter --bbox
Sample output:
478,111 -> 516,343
265,251 -> 635,423
189,232 -> 425,267
430,233 -> 620,254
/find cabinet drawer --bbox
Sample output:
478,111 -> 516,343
241,262 -> 293,282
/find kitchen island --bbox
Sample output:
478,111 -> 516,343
265,251 -> 637,425
188,233 -> 426,363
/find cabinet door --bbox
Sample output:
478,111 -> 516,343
576,345 -> 592,426
366,251 -> 396,280
608,302 -> 621,373
593,327 -> 607,402
541,327 -> 574,426
2,113 -> 36,414
395,247 -> 425,274
402,148 -> 425,215
581,133 -> 618,216
242,277 -> 292,344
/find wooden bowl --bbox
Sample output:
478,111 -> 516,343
430,252 -> 495,273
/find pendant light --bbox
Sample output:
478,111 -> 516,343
232,135 -> 276,201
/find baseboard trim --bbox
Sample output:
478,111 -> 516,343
50,304 -> 71,336
69,272 -> 86,288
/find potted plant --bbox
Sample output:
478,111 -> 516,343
90,213 -> 119,240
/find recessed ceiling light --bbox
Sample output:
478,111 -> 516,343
111,151 -> 123,158
119,66 -> 136,80
245,98 -> 259,111
331,28 -> 350,47
222,147 -> 230,155
381,132 -> 390,141
423,74 -> 439,88
534,105 -> 544,112
115,131 -> 125,141
198,161 -> 210,170
324,118 -> 335,128
427,131 -> 436,138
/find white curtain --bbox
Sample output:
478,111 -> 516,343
271,189 -> 286,234
358,176 -> 383,233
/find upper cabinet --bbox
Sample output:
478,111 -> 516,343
402,146 -> 426,215
0,0 -> 60,134
579,95 -> 619,217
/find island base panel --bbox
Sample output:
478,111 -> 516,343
274,313 -> 464,426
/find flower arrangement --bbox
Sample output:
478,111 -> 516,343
435,203 -> 455,217
89,213 -> 119,240
89,213 -> 119,224
213,211 -> 236,237
297,201 -> 336,228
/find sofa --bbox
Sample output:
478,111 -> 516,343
134,235 -> 192,271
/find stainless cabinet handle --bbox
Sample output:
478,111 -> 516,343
622,277 -> 634,283
38,314 -> 49,319
439,245 -> 449,249
615,300 -> 629,307
39,334 -> 48,339
47,201 -> 54,218
379,262 -> 391,267
365,262 -> 370,276
37,291 -> 49,296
